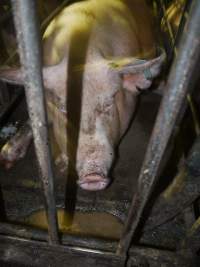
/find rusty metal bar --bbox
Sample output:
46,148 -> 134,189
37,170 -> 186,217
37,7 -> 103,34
0,222 -> 118,252
0,235 -> 125,267
10,0 -> 59,244
117,0 -> 200,256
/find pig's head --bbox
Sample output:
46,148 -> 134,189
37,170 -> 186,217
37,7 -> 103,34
0,49 -> 165,191
74,49 -> 165,191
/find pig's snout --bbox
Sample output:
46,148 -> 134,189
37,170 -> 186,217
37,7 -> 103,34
78,173 -> 110,191
76,136 -> 114,191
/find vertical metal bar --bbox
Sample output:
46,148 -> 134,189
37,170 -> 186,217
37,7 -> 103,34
173,0 -> 192,48
117,0 -> 200,256
160,0 -> 176,47
11,0 -> 59,244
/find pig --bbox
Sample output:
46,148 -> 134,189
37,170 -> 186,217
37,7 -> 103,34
0,0 -> 165,191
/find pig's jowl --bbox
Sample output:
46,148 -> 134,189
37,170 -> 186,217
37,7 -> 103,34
0,0 -> 165,190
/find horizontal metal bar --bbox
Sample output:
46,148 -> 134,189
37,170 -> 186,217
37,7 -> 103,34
0,235 -> 125,267
0,225 -> 191,267
11,0 -> 59,244
0,222 -> 118,252
117,0 -> 200,256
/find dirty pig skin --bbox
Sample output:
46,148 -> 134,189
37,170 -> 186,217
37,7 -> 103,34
0,0 -> 165,191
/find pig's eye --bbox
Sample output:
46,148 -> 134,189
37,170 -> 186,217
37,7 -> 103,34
103,101 -> 113,112
95,100 -> 113,116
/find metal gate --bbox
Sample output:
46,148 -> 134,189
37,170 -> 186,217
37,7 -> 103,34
0,0 -> 200,266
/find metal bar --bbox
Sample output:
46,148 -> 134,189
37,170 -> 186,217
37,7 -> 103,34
160,0 -> 176,46
0,235 -> 125,267
117,0 -> 200,256
173,0 -> 192,48
144,136 -> 200,231
0,221 -> 191,267
11,0 -> 59,244
0,222 -> 117,252
4,0 -> 71,65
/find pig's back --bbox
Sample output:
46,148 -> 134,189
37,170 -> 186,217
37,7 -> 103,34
43,0 -> 156,65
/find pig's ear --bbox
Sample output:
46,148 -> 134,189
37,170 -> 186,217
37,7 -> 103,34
109,49 -> 166,93
0,68 -> 23,85
0,59 -> 66,90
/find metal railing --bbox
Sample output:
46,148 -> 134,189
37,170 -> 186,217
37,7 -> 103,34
11,0 -> 59,245
117,0 -> 200,255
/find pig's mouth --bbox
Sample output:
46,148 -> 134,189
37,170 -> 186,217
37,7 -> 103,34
78,173 -> 110,191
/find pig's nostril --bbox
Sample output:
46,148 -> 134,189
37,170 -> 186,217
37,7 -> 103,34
78,174 -> 109,191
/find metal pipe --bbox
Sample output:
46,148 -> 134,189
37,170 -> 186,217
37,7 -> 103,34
0,222 -> 117,252
11,0 -> 59,244
117,0 -> 200,256
5,0 -> 71,65
173,0 -> 191,44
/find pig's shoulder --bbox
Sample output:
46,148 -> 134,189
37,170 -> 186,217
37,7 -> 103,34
42,0 -> 155,64
43,0 -> 133,39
